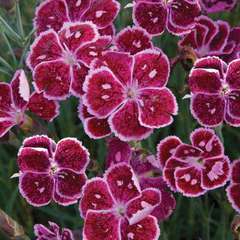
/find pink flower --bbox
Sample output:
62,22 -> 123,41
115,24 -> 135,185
83,49 -> 178,141
188,56 -> 240,127
27,22 -> 111,100
133,0 -> 201,36
158,128 -> 230,197
115,26 -> 153,55
79,163 -> 161,240
78,103 -> 111,139
0,70 -> 59,138
106,137 -> 176,222
179,16 -> 233,59
226,160 -> 240,213
34,0 -> 120,36
34,221 -> 74,240
199,0 -> 237,13
17,136 -> 89,207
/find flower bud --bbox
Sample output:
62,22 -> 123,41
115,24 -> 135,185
0,0 -> 15,11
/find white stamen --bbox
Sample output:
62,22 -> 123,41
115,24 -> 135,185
149,69 -> 157,79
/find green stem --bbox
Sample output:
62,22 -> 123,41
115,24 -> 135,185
215,124 -> 224,143
0,56 -> 13,71
16,1 -> 25,38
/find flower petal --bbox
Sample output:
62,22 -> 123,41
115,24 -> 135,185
83,210 -> 121,240
54,138 -> 90,172
226,183 -> 240,213
224,111 -> 240,127
124,216 -> 160,240
76,36 -> 111,67
174,144 -> 202,161
70,63 -> 89,97
157,136 -> 182,169
0,119 -> 15,138
0,83 -> 12,111
134,49 -> 170,88
108,101 -> 153,142
93,51 -> 134,86
17,147 -> 50,173
138,88 -> 178,128
201,156 -> 230,190
231,160 -> 240,184
33,60 -> 71,100
189,68 -> 222,94
226,59 -> 240,90
106,137 -> 132,168
200,0 -> 237,13
83,67 -> 125,118
19,172 -> 53,207
79,178 -> 115,218
53,189 -> 78,206
190,128 -> 224,158
81,0 -> 120,28
28,92 -> 60,121
55,169 -> 87,199
11,70 -> 30,110
34,0 -> 69,34
191,93 -> 225,127
67,0 -> 91,21
98,24 -> 115,37
27,30 -> 63,70
115,26 -> 153,55
133,1 -> 167,36
126,188 -> 161,225
105,163 -> 141,203
22,135 -> 56,157
175,166 -> 206,197
58,22 -> 98,52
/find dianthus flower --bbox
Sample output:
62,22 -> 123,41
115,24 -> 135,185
34,221 -> 74,240
188,56 -> 240,127
179,16 -> 234,59
27,21 -> 111,100
115,26 -> 153,55
132,0 -> 201,36
17,135 -> 89,206
78,103 -> 111,139
0,70 -> 59,137
34,0 -> 120,36
227,160 -> 240,213
83,50 -> 178,141
199,0 -> 237,13
80,163 -> 161,240
106,137 -> 176,221
158,128 -> 230,197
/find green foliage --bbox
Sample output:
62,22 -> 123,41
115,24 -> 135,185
0,1 -> 240,239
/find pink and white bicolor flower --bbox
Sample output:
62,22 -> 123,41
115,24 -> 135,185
0,70 -> 59,137
34,0 -> 120,37
34,221 -> 74,240
188,56 -> 240,127
226,160 -> 240,213
106,137 -> 176,222
132,0 -> 201,36
158,128 -> 230,197
27,21 -> 112,100
17,135 -> 90,207
83,49 -> 178,141
79,163 -> 161,240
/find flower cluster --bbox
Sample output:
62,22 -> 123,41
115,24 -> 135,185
17,135 -> 89,206
188,56 -> 240,127
199,0 -> 238,13
158,128 -> 230,197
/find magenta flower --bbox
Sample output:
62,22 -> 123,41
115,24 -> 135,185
133,0 -> 201,36
78,103 -> 111,139
179,16 -> 233,59
106,137 -> 176,221
226,160 -> 240,213
199,0 -> 237,13
158,128 -> 230,197
115,26 -> 153,55
34,221 -> 74,240
83,49 -> 178,141
189,56 -> 240,127
0,70 -> 59,137
27,21 -> 111,100
34,0 -> 120,36
17,135 -> 89,207
79,163 -> 161,240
